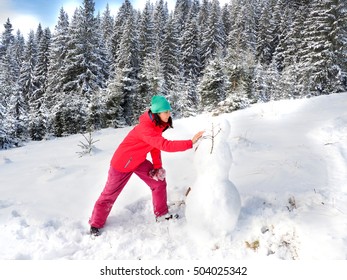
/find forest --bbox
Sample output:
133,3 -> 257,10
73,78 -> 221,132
0,0 -> 346,149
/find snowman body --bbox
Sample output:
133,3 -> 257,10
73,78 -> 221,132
185,119 -> 241,239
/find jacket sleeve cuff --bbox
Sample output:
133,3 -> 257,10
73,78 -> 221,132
153,163 -> 162,169
151,148 -> 162,169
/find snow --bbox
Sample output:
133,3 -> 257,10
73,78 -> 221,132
1,93 -> 347,274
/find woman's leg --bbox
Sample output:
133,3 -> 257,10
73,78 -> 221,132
89,166 -> 132,228
134,160 -> 168,217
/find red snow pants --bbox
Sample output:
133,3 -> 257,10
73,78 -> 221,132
89,160 -> 168,228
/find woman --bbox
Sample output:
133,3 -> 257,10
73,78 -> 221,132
89,95 -> 204,236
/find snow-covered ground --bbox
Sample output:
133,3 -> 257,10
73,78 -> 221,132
1,93 -> 346,268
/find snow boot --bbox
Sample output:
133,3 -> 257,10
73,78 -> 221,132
156,212 -> 179,222
90,226 -> 101,236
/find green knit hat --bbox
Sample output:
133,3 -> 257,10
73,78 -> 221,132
150,95 -> 171,113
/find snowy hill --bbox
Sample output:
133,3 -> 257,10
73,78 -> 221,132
0,93 -> 347,261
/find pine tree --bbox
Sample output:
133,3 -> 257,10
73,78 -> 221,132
173,0 -> 192,72
224,39 -> 255,109
9,28 -> 37,143
136,1 -> 156,113
181,2 -> 200,82
87,88 -> 107,131
200,0 -> 226,70
221,3 -> 232,38
111,8 -> 139,125
223,0 -> 258,107
18,30 -> 36,111
0,24 -> 24,148
230,0 -> 260,55
272,0 -> 292,73
173,0 -> 192,37
298,0 -> 344,96
12,31 -> 25,79
0,18 -> 15,59
182,71 -> 199,117
0,23 -> 19,109
104,71 -> 127,128
332,0 -> 347,91
0,102 -> 8,148
100,3 -> 114,57
162,14 -> 185,117
44,8 -> 70,136
29,27 -> 51,140
161,15 -> 180,98
256,0 -> 279,66
32,27 -> 51,104
63,0 -> 108,96
56,0 -> 109,135
153,0 -> 169,62
197,0 -> 211,64
0,43 -> 18,147
180,1 -> 200,113
277,1 -> 308,98
110,0 -> 134,66
5,83 -> 28,145
45,8 -> 69,100
198,50 -> 226,112
138,1 -> 155,66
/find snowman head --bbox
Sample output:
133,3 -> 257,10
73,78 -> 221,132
194,119 -> 232,178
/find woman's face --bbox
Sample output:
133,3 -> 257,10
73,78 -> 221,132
158,111 -> 171,123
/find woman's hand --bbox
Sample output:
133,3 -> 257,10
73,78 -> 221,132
149,168 -> 166,181
192,131 -> 204,144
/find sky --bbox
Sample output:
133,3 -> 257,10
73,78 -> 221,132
0,92 -> 346,274
0,0 -> 231,37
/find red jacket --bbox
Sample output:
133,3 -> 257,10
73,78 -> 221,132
111,111 -> 193,172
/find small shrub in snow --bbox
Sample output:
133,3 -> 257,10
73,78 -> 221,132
76,132 -> 99,157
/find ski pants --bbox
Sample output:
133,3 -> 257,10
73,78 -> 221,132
89,160 -> 168,228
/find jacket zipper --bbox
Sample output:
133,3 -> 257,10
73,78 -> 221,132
124,157 -> 132,169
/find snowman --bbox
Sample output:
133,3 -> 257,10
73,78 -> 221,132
185,118 -> 241,241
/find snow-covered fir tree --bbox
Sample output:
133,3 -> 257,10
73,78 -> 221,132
335,0 -> 347,89
153,0 -> 169,65
198,49 -> 226,112
136,1 -> 156,114
107,3 -> 140,126
54,0 -> 108,135
200,0 -> 226,70
181,1 -> 200,83
29,27 -> 51,140
44,8 -> 69,136
100,3 -> 115,60
0,18 -> 15,59
161,15 -> 180,98
0,20 -> 25,148
110,0 -> 134,67
298,0 -> 346,96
